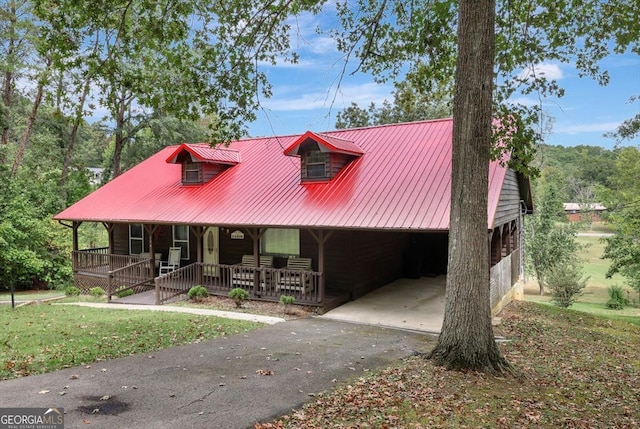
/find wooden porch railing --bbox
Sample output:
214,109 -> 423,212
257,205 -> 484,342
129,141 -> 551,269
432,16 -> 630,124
72,250 -> 155,295
155,262 -> 323,306
74,249 -> 149,272
107,259 -> 155,302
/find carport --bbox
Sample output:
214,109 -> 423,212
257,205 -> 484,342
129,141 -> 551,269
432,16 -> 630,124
321,276 -> 446,333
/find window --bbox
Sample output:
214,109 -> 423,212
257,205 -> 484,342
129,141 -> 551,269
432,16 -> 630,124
129,224 -> 144,255
183,161 -> 202,184
261,229 -> 299,256
173,225 -> 190,260
304,151 -> 328,179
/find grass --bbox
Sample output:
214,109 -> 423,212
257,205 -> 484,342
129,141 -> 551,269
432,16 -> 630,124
257,301 -> 640,428
523,232 -> 640,324
0,290 -> 65,302
0,303 -> 262,380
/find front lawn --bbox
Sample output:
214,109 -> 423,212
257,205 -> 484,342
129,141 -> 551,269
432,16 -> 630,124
257,301 -> 640,428
0,303 -> 262,380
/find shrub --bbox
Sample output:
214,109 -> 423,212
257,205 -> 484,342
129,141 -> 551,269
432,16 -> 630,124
546,261 -> 588,308
89,287 -> 104,298
188,285 -> 209,302
65,286 -> 81,297
115,286 -> 134,298
279,295 -> 296,314
606,285 -> 627,310
229,288 -> 248,308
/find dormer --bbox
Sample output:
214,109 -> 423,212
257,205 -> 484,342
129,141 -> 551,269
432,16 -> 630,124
166,143 -> 240,185
284,131 -> 363,182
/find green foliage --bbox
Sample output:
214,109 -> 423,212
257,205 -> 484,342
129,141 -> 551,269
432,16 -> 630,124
335,73 -> 452,129
115,286 -> 134,298
89,287 -> 104,298
525,183 -> 582,294
0,172 -> 73,291
229,288 -> 248,308
546,261 -> 588,308
187,285 -> 209,302
280,295 -> 296,314
606,285 -> 628,310
279,295 -> 295,305
65,286 -> 80,297
600,147 -> 640,299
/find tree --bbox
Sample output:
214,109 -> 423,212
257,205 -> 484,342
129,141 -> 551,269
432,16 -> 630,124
607,96 -> 639,143
545,259 -> 588,308
335,71 -> 453,129
425,0 -> 510,373
525,183 -> 581,295
600,147 -> 640,300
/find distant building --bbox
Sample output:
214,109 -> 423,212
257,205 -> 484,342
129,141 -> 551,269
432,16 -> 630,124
86,167 -> 104,186
563,202 -> 606,222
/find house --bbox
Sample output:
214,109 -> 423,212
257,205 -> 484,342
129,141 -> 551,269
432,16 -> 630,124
54,119 -> 533,314
563,202 -> 606,223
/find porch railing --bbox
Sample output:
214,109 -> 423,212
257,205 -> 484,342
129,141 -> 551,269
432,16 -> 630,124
72,250 -> 155,294
107,259 -> 155,302
155,262 -> 323,306
73,249 -> 149,273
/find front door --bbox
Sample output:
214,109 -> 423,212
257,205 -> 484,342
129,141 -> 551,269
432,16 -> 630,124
203,227 -> 219,276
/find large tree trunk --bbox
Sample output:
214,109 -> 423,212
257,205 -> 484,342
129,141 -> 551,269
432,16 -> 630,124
10,58 -> 51,176
60,79 -> 92,199
428,0 -> 510,373
112,90 -> 128,178
1,1 -> 17,161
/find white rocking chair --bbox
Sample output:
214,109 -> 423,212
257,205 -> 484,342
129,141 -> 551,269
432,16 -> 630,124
159,247 -> 182,275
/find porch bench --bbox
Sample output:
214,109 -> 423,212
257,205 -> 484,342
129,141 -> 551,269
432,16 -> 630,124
276,257 -> 313,294
231,255 -> 274,289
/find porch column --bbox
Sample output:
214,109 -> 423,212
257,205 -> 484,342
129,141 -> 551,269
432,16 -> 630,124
72,221 -> 81,273
309,229 -> 334,303
144,224 -> 158,277
103,222 -> 115,254
245,228 -> 266,296
190,226 -> 205,285
103,222 -> 115,273
72,221 -> 81,251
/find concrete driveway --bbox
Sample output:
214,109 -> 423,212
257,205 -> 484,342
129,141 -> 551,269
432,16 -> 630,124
321,275 -> 446,333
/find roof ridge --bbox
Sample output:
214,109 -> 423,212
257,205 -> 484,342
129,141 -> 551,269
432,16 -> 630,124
185,143 -> 241,153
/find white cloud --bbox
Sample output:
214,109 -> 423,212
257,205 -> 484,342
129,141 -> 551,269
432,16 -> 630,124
263,81 -> 393,112
554,121 -> 621,135
519,63 -> 564,81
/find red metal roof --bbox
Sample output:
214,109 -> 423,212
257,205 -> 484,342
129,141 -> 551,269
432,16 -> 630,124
166,143 -> 241,164
284,131 -> 364,156
55,119 -> 516,231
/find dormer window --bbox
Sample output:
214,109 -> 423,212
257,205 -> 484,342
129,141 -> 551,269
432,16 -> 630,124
166,143 -> 241,186
303,150 -> 329,179
183,161 -> 202,184
284,131 -> 364,183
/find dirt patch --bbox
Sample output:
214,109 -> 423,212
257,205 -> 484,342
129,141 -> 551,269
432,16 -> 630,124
180,295 -> 316,320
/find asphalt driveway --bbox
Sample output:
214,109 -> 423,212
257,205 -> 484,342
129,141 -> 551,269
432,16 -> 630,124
0,318 -> 433,429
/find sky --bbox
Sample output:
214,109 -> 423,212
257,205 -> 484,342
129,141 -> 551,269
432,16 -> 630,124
246,9 -> 640,150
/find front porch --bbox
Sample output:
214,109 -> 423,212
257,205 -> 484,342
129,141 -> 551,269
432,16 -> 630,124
72,249 -> 345,310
